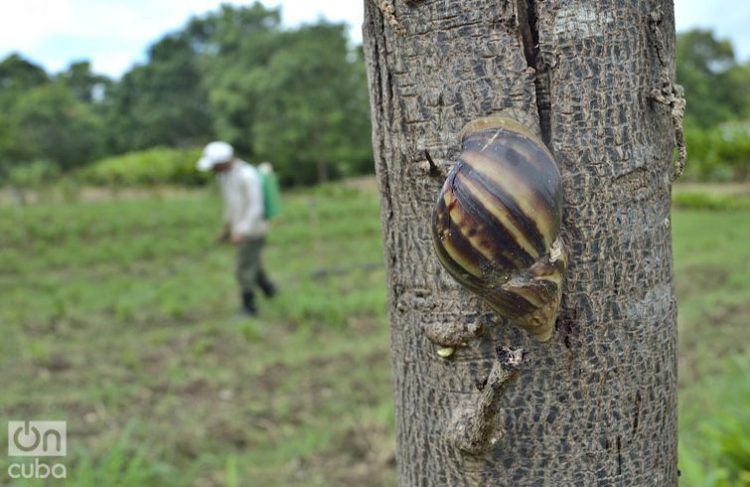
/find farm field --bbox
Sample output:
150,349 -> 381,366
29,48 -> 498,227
0,181 -> 748,486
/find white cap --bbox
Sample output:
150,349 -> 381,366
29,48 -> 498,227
196,141 -> 234,171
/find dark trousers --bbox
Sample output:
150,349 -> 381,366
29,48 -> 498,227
236,237 -> 266,293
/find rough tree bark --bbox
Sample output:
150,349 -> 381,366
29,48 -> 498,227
363,0 -> 679,485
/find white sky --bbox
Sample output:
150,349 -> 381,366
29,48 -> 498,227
0,0 -> 748,78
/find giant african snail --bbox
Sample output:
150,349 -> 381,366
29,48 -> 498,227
431,111 -> 567,341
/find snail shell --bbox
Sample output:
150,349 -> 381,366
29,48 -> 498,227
431,114 -> 567,341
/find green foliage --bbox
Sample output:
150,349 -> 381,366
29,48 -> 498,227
191,3 -> 284,156
5,21 -> 750,185
683,123 -> 750,182
250,27 -> 372,185
673,191 -> 750,210
680,358 -> 750,487
78,147 -> 209,186
97,2 -> 374,186
677,29 -> 750,128
0,53 -> 48,92
58,61 -> 111,104
1,80 -> 104,170
105,35 -> 213,153
0,3 -> 373,186
684,124 -> 724,181
0,160 -> 61,205
5,160 -> 60,188
0,56 -> 106,170
716,125 -> 750,180
675,29 -> 750,182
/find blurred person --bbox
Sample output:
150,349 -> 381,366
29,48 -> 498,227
197,141 -> 277,316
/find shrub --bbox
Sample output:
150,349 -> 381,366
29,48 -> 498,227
78,147 -> 209,187
684,123 -> 750,182
1,160 -> 61,205
716,125 -> 750,181
4,159 -> 60,188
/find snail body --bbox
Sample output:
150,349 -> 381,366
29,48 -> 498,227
431,114 -> 567,341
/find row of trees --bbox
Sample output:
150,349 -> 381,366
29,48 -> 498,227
0,3 -> 372,186
1,4 -> 748,186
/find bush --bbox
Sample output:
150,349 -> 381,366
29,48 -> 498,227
4,159 -> 60,188
717,125 -> 750,181
1,160 -> 61,205
78,147 -> 209,187
684,123 -> 750,182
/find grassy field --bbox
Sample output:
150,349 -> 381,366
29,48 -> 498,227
0,181 -> 748,486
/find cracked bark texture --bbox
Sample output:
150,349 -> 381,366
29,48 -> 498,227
363,0 -> 678,485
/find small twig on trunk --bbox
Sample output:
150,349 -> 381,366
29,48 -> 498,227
446,346 -> 524,455
422,150 -> 449,181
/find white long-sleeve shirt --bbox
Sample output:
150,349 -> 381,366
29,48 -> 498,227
218,160 -> 268,238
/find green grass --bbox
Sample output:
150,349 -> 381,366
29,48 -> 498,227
0,181 -> 748,485
673,191 -> 750,210
679,358 -> 750,486
672,208 -> 750,487
0,182 -> 393,486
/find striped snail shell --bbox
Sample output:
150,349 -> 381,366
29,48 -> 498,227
431,113 -> 567,341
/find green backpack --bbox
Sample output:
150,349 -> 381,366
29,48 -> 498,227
259,170 -> 282,220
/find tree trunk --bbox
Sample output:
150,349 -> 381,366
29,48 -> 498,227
363,0 -> 679,485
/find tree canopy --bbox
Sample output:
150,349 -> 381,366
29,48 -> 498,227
1,8 -> 747,185
676,29 -> 750,128
0,2 -> 372,186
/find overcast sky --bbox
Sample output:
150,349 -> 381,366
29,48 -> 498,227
1,0 -> 748,78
